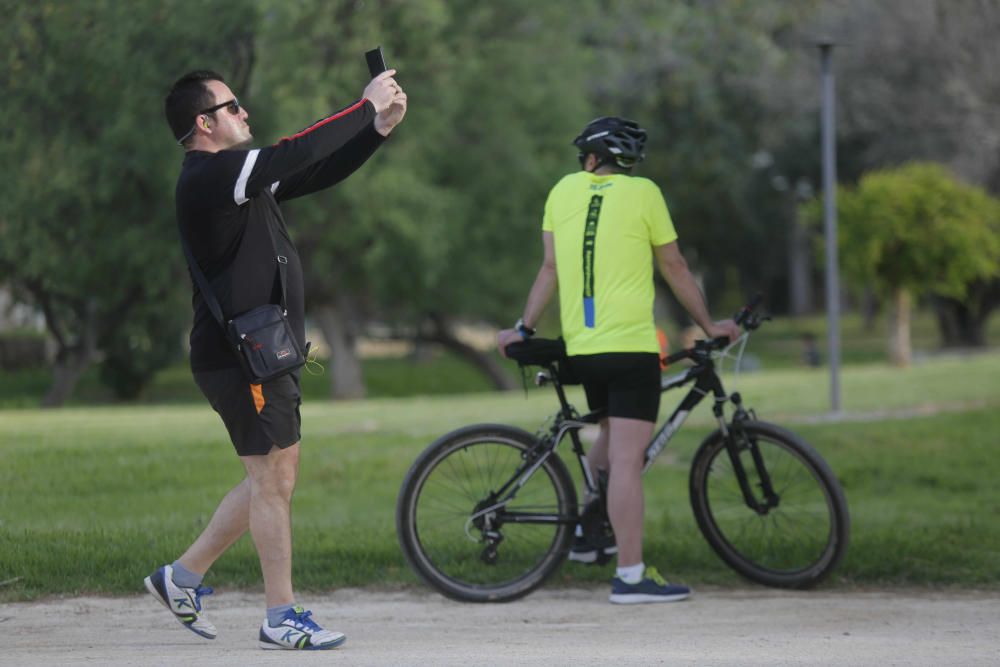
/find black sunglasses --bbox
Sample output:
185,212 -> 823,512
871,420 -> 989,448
201,98 -> 241,116
176,98 -> 242,146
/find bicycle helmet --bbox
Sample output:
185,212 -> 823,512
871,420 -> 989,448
572,116 -> 647,169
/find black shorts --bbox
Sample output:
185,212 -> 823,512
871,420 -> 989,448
193,368 -> 302,456
566,352 -> 661,423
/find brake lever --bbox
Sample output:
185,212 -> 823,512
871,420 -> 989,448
743,313 -> 772,331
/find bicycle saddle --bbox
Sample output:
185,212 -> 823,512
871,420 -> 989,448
505,337 -> 567,365
506,338 -> 581,385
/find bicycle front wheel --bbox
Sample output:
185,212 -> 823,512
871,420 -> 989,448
396,424 -> 577,602
690,420 -> 850,588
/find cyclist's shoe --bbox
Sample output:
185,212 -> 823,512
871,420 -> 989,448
568,532 -> 618,564
144,564 -> 217,639
258,606 -> 346,650
609,566 -> 691,604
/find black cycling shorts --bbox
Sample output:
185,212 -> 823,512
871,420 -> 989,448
566,352 -> 661,423
193,368 -> 302,456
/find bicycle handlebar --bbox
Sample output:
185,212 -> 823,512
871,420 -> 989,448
664,295 -> 765,364
507,295 -> 766,369
734,293 -> 763,327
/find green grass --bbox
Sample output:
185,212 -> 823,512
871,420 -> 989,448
1,352 -> 999,600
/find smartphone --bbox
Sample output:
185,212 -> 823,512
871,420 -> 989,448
365,46 -> 388,77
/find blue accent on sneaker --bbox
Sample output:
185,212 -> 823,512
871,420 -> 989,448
144,565 -> 217,639
149,566 -> 169,599
190,585 -> 214,611
258,606 -> 346,650
609,566 -> 691,604
282,607 -> 321,632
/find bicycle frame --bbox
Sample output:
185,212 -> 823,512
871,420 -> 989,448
472,355 -> 715,529
476,337 -> 781,531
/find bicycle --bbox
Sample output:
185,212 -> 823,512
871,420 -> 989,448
396,298 -> 850,602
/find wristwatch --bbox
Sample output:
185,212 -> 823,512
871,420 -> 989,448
515,318 -> 536,340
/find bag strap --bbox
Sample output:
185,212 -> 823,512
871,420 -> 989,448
179,217 -> 289,329
179,234 -> 227,329
258,215 -> 289,312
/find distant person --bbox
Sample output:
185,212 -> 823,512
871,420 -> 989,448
148,68 -> 406,650
496,117 -> 739,604
802,332 -> 821,367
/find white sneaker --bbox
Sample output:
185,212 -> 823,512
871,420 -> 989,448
258,606 -> 346,650
144,564 -> 217,639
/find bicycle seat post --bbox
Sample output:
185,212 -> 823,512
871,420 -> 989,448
544,363 -> 575,419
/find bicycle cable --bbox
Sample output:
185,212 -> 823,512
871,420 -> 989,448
714,332 -> 751,390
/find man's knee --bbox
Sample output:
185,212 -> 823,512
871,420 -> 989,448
608,450 -> 645,474
244,443 -> 300,499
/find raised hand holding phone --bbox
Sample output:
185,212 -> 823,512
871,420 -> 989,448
364,46 -> 407,135
363,69 -> 398,113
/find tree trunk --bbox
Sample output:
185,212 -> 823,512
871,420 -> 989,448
931,282 -> 997,348
887,287 -> 912,367
424,313 -> 517,391
314,299 -> 366,400
41,300 -> 99,407
861,288 -> 879,333
42,349 -> 93,407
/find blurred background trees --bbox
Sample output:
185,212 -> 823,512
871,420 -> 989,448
803,163 -> 1000,366
2,0 -> 998,405
1,0 -> 258,405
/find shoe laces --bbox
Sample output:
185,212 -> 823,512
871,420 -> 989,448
192,585 -> 214,611
643,566 -> 667,586
285,606 -> 322,632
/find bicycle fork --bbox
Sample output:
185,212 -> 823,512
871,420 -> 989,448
717,393 -> 780,515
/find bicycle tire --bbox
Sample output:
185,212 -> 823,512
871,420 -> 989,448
396,424 -> 577,602
689,420 -> 850,588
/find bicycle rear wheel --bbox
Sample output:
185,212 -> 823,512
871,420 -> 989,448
396,424 -> 577,602
689,420 -> 849,588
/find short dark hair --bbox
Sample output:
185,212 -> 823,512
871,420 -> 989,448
164,70 -> 225,145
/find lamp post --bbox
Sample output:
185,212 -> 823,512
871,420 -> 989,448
819,40 -> 841,414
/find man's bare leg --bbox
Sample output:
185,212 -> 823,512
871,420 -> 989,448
175,478 -> 251,575
606,417 -> 655,567
241,443 -> 300,608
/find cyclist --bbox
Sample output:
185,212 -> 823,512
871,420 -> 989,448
497,116 -> 739,604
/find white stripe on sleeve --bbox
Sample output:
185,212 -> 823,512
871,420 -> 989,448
270,181 -> 280,194
234,149 -> 260,205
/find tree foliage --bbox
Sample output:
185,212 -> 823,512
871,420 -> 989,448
0,0 -> 258,403
802,162 -> 1000,363
825,163 -> 1000,299
6,0 -> 1000,403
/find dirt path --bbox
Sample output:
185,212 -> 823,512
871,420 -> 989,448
3,587 -> 998,666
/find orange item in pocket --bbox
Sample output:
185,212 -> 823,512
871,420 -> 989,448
657,328 -> 669,370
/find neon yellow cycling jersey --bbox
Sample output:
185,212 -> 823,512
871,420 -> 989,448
542,171 -> 677,355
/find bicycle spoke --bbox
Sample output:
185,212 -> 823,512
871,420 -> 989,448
411,436 -> 569,589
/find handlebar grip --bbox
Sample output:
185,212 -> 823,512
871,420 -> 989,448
711,336 -> 731,349
734,293 -> 763,326
663,348 -> 692,365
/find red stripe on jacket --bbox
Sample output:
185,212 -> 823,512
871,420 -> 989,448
279,99 -> 370,143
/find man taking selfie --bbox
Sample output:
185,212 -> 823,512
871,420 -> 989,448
148,67 -> 406,649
